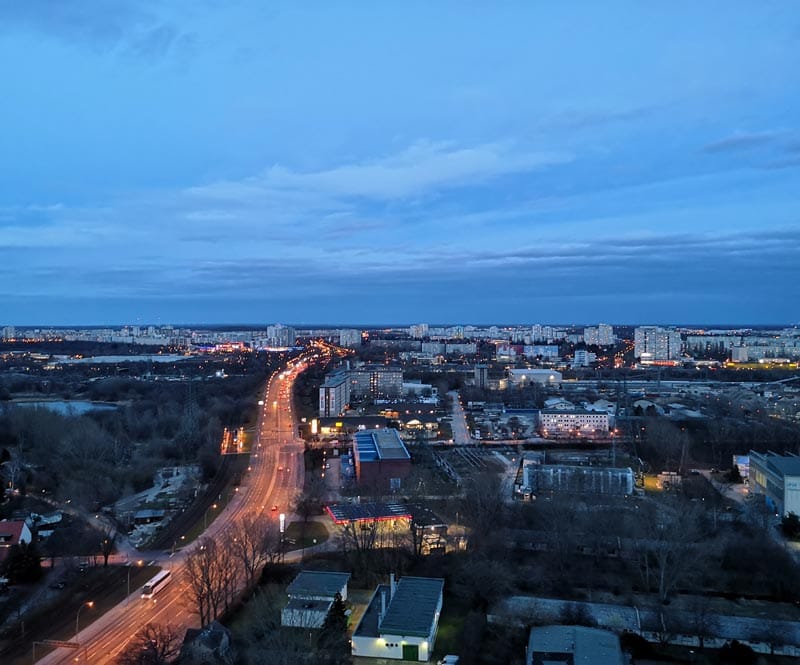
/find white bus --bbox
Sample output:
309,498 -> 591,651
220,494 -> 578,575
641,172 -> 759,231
141,570 -> 171,599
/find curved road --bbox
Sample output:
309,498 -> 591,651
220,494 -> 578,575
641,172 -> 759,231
37,354 -> 312,665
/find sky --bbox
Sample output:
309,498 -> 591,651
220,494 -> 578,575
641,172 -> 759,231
1,1 -> 799,326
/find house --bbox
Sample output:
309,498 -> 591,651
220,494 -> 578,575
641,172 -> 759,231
180,620 -> 233,665
0,520 -> 33,562
281,570 -> 351,628
526,625 -> 624,665
352,575 -> 444,662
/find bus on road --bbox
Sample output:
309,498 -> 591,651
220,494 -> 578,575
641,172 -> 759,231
141,570 -> 171,599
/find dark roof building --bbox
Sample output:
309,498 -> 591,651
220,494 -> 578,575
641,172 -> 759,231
526,625 -> 624,665
352,575 -> 444,662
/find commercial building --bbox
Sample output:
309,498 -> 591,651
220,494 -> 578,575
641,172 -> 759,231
749,451 -> 800,516
353,429 -> 412,491
539,409 -> 610,436
281,570 -> 351,628
634,326 -> 682,361
522,463 -> 634,496
526,626 -> 624,665
352,575 -> 444,662
319,370 -> 351,417
507,369 -> 562,387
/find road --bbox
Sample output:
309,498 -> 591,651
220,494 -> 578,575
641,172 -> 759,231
37,355 -> 310,665
448,390 -> 473,445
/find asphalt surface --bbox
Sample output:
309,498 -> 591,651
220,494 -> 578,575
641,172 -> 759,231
36,357 -> 309,665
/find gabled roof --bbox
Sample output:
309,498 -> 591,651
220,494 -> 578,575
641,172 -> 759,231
379,576 -> 444,638
0,520 -> 28,544
287,570 -> 351,598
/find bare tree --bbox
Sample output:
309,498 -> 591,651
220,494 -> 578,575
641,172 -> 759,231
684,596 -> 718,650
459,471 -> 505,553
227,515 -> 283,589
185,537 -> 240,625
99,527 -> 116,567
635,499 -> 704,602
116,623 -> 182,665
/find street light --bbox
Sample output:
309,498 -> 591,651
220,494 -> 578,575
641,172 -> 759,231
204,503 -> 218,530
126,560 -> 143,605
75,601 -> 94,640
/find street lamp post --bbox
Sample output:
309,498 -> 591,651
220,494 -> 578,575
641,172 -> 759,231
126,560 -> 143,605
75,601 -> 94,641
204,503 -> 218,530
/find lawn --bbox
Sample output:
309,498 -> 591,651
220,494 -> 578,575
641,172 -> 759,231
284,520 -> 330,550
432,595 -> 470,660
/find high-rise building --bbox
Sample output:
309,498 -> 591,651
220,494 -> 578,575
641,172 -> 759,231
1,326 -> 15,341
409,324 -> 429,339
349,365 -> 403,398
634,326 -> 682,360
584,324 -> 615,346
267,324 -> 297,347
474,364 -> 489,389
319,371 -> 351,417
339,329 -> 362,348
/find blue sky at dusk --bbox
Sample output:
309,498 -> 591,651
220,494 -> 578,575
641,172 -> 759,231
1,2 -> 799,325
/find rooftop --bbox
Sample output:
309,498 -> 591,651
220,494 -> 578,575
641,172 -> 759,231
286,570 -> 351,599
354,429 -> 411,462
751,451 -> 800,477
325,502 -> 411,524
357,576 -> 445,638
528,625 -> 624,665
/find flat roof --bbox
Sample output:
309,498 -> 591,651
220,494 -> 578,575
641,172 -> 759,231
325,502 -> 411,524
528,626 -> 623,665
751,451 -> 800,477
354,429 -> 411,462
379,577 -> 444,638
286,570 -> 351,598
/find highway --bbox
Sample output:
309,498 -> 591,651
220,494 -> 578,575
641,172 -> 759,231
36,353 -> 312,665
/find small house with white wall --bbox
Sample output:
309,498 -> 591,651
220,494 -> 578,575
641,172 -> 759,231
352,575 -> 444,662
0,520 -> 32,563
281,570 -> 351,628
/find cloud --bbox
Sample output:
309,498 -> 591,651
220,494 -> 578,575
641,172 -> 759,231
702,131 -> 779,154
0,1 -> 192,61
189,140 -> 572,202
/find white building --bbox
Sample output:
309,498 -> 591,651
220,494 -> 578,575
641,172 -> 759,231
352,575 -> 444,662
583,323 -> 615,346
749,451 -> 800,517
634,326 -> 682,360
731,345 -> 749,363
1,326 -> 15,341
409,324 -> 429,339
339,329 -> 362,348
572,349 -> 597,368
507,369 -> 562,387
539,409 -> 610,436
266,324 -> 296,348
281,570 -> 351,628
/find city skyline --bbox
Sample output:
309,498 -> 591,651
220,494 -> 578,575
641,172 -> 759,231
2,2 -> 799,324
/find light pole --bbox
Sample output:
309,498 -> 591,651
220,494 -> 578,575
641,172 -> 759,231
204,503 -> 218,530
75,601 -> 93,640
126,560 -> 143,605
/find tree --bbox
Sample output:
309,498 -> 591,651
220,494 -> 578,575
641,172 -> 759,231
459,472 -> 505,553
227,515 -> 282,589
184,537 -> 240,625
116,623 -> 182,665
317,592 -> 350,664
684,596 -> 718,650
100,527 -> 117,567
0,540 -> 43,584
781,512 -> 800,538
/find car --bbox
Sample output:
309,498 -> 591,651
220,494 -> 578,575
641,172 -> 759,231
271,505 -> 278,512
278,465 -> 284,471
49,581 -> 66,590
